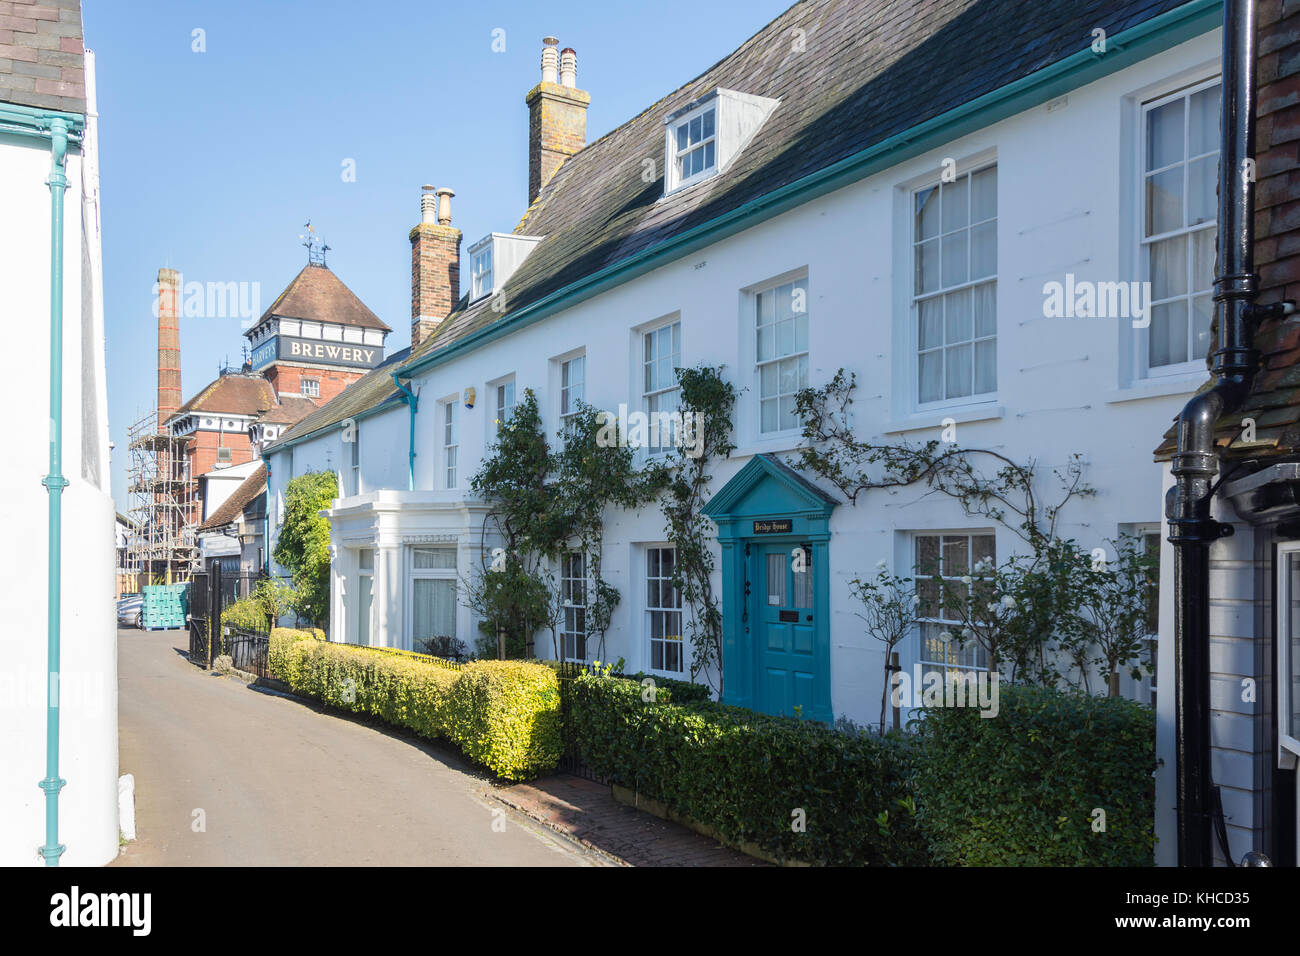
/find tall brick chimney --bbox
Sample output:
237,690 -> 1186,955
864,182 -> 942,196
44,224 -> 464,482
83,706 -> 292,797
410,185 -> 461,348
157,267 -> 181,433
526,37 -> 589,204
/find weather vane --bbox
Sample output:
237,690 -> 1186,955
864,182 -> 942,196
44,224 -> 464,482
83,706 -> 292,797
299,220 -> 330,266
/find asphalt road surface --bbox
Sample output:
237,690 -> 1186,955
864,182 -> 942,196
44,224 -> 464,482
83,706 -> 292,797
114,628 -> 592,866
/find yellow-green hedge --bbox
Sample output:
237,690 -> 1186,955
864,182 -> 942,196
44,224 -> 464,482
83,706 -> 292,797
281,640 -> 561,780
268,627 -> 323,686
445,661 -> 563,782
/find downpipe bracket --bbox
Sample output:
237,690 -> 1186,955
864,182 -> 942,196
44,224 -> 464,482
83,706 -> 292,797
1166,517 -> 1234,543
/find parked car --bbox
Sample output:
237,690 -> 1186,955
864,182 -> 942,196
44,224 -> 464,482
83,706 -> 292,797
116,593 -> 143,629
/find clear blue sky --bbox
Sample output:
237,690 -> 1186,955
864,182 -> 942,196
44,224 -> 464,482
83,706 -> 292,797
88,0 -> 793,511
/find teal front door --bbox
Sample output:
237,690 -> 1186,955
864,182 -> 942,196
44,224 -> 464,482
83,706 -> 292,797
756,543 -> 817,718
701,454 -> 837,722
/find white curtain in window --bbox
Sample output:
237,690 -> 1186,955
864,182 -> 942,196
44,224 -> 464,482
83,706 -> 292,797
412,578 -> 456,647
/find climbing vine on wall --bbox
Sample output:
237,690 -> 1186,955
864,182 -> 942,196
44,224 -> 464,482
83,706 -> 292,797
793,369 -> 1153,694
465,388 -> 667,660
660,366 -> 737,694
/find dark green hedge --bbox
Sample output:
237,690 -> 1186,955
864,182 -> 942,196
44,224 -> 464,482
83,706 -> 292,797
911,684 -> 1156,866
568,674 -> 926,865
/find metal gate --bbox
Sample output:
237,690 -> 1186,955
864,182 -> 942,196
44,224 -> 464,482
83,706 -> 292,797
187,565 -> 272,676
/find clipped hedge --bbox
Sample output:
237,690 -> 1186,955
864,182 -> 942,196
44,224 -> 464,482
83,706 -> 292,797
536,659 -> 713,705
445,661 -> 563,782
911,684 -> 1156,866
268,627 -> 323,685
568,674 -> 926,865
282,640 -> 561,781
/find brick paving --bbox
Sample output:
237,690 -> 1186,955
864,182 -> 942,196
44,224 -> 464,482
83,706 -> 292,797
491,774 -> 769,867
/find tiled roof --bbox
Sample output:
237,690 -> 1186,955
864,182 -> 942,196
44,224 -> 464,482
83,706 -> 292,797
199,463 -> 267,531
172,374 -> 278,419
0,0 -> 86,114
256,395 -> 320,426
249,263 -> 391,334
276,0 -> 1193,449
1154,1 -> 1300,462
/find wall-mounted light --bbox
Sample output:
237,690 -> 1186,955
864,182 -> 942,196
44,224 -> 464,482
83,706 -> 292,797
464,387 -> 476,409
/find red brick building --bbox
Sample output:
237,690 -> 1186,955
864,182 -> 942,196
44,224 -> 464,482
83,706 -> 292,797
161,257 -> 389,525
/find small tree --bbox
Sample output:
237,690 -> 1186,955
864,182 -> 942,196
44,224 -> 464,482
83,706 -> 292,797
460,551 -> 551,658
550,401 -> 667,661
273,471 -> 337,629
848,563 -> 918,733
252,577 -> 297,627
1076,535 -> 1159,696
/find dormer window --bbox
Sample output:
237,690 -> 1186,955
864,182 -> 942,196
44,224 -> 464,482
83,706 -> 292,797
663,88 -> 780,196
471,245 -> 493,300
468,233 -> 544,302
673,105 -> 716,187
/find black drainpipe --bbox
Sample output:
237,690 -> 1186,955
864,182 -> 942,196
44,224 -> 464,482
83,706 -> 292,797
1166,0 -> 1263,868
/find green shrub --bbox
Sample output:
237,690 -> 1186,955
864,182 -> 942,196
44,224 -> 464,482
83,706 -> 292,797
623,671 -> 712,704
281,640 -> 561,780
221,597 -> 270,631
911,684 -> 1155,866
446,661 -> 563,781
268,627 -> 322,684
568,674 -> 926,865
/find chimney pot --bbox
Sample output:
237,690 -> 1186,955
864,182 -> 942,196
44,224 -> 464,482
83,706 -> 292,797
410,188 -> 462,348
435,187 -> 454,226
526,41 -> 590,203
541,36 -> 559,84
559,48 -> 577,88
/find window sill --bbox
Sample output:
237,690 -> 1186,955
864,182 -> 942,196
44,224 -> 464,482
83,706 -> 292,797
1104,373 -> 1206,405
733,431 -> 806,459
883,404 -> 1004,435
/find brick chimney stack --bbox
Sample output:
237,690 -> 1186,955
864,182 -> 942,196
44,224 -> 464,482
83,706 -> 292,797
526,37 -> 589,204
410,185 -> 461,349
156,267 -> 181,433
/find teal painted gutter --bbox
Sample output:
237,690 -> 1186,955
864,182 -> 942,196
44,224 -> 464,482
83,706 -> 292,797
39,114 -> 74,866
391,374 -> 419,491
399,0 -> 1221,382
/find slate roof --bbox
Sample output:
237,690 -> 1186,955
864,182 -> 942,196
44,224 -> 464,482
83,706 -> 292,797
247,263 -> 391,334
274,0 -> 1193,449
199,463 -> 267,532
0,0 -> 86,114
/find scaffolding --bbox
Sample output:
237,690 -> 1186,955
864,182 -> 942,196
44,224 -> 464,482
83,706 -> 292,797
124,409 -> 197,588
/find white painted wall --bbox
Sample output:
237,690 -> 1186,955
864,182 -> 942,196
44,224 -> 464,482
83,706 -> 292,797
268,33 -> 1220,734
0,96 -> 118,863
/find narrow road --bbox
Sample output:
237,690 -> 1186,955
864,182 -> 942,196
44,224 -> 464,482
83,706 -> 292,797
114,628 -> 592,866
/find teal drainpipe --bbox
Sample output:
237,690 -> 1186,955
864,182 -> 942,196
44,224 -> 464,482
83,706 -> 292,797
39,116 -> 70,866
392,374 -> 418,491
264,459 -> 271,576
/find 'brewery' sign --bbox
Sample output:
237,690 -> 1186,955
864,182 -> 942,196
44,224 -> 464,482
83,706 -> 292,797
250,335 -> 383,370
